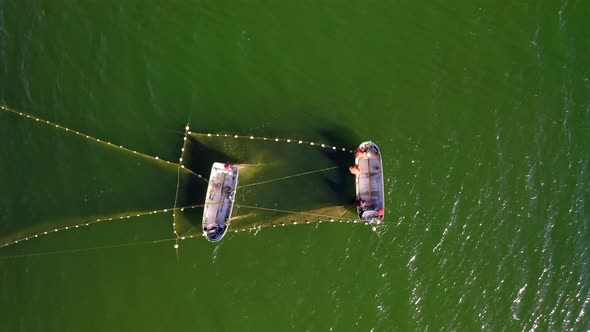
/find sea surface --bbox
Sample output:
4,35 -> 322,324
1,0 -> 589,331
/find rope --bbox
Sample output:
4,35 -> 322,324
184,168 -> 209,183
0,238 -> 179,260
235,204 -> 356,221
237,166 -> 339,189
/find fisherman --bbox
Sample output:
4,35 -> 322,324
348,165 -> 361,175
355,146 -> 367,158
224,164 -> 232,171
355,199 -> 365,207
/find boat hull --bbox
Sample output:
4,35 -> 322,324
354,142 -> 385,222
202,162 -> 239,242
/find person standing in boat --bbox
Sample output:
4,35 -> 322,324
349,165 -> 361,175
354,146 -> 367,158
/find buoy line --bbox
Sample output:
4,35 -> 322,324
172,123 -> 191,243
0,204 -> 205,249
0,104 -> 180,165
190,132 -> 355,154
0,104 -> 383,250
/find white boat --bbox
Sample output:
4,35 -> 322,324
352,142 -> 384,222
202,162 -> 239,242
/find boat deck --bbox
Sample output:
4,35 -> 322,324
203,163 -> 238,242
357,157 -> 384,211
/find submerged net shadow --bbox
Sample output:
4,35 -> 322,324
173,134 -> 360,237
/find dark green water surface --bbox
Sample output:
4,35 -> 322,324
1,0 -> 589,330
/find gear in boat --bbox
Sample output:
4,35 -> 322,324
203,224 -> 227,242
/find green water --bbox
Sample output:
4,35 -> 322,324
1,0 -> 589,330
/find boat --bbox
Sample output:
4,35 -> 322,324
352,141 -> 385,222
202,162 -> 239,242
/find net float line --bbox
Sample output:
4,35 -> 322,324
0,204 -> 204,250
190,132 -> 355,154
0,203 -> 383,259
172,124 -> 191,242
2,105 -> 349,184
0,219 -> 379,260
0,104 -> 187,170
229,212 -> 380,233
235,204 -> 358,222
232,204 -> 382,232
